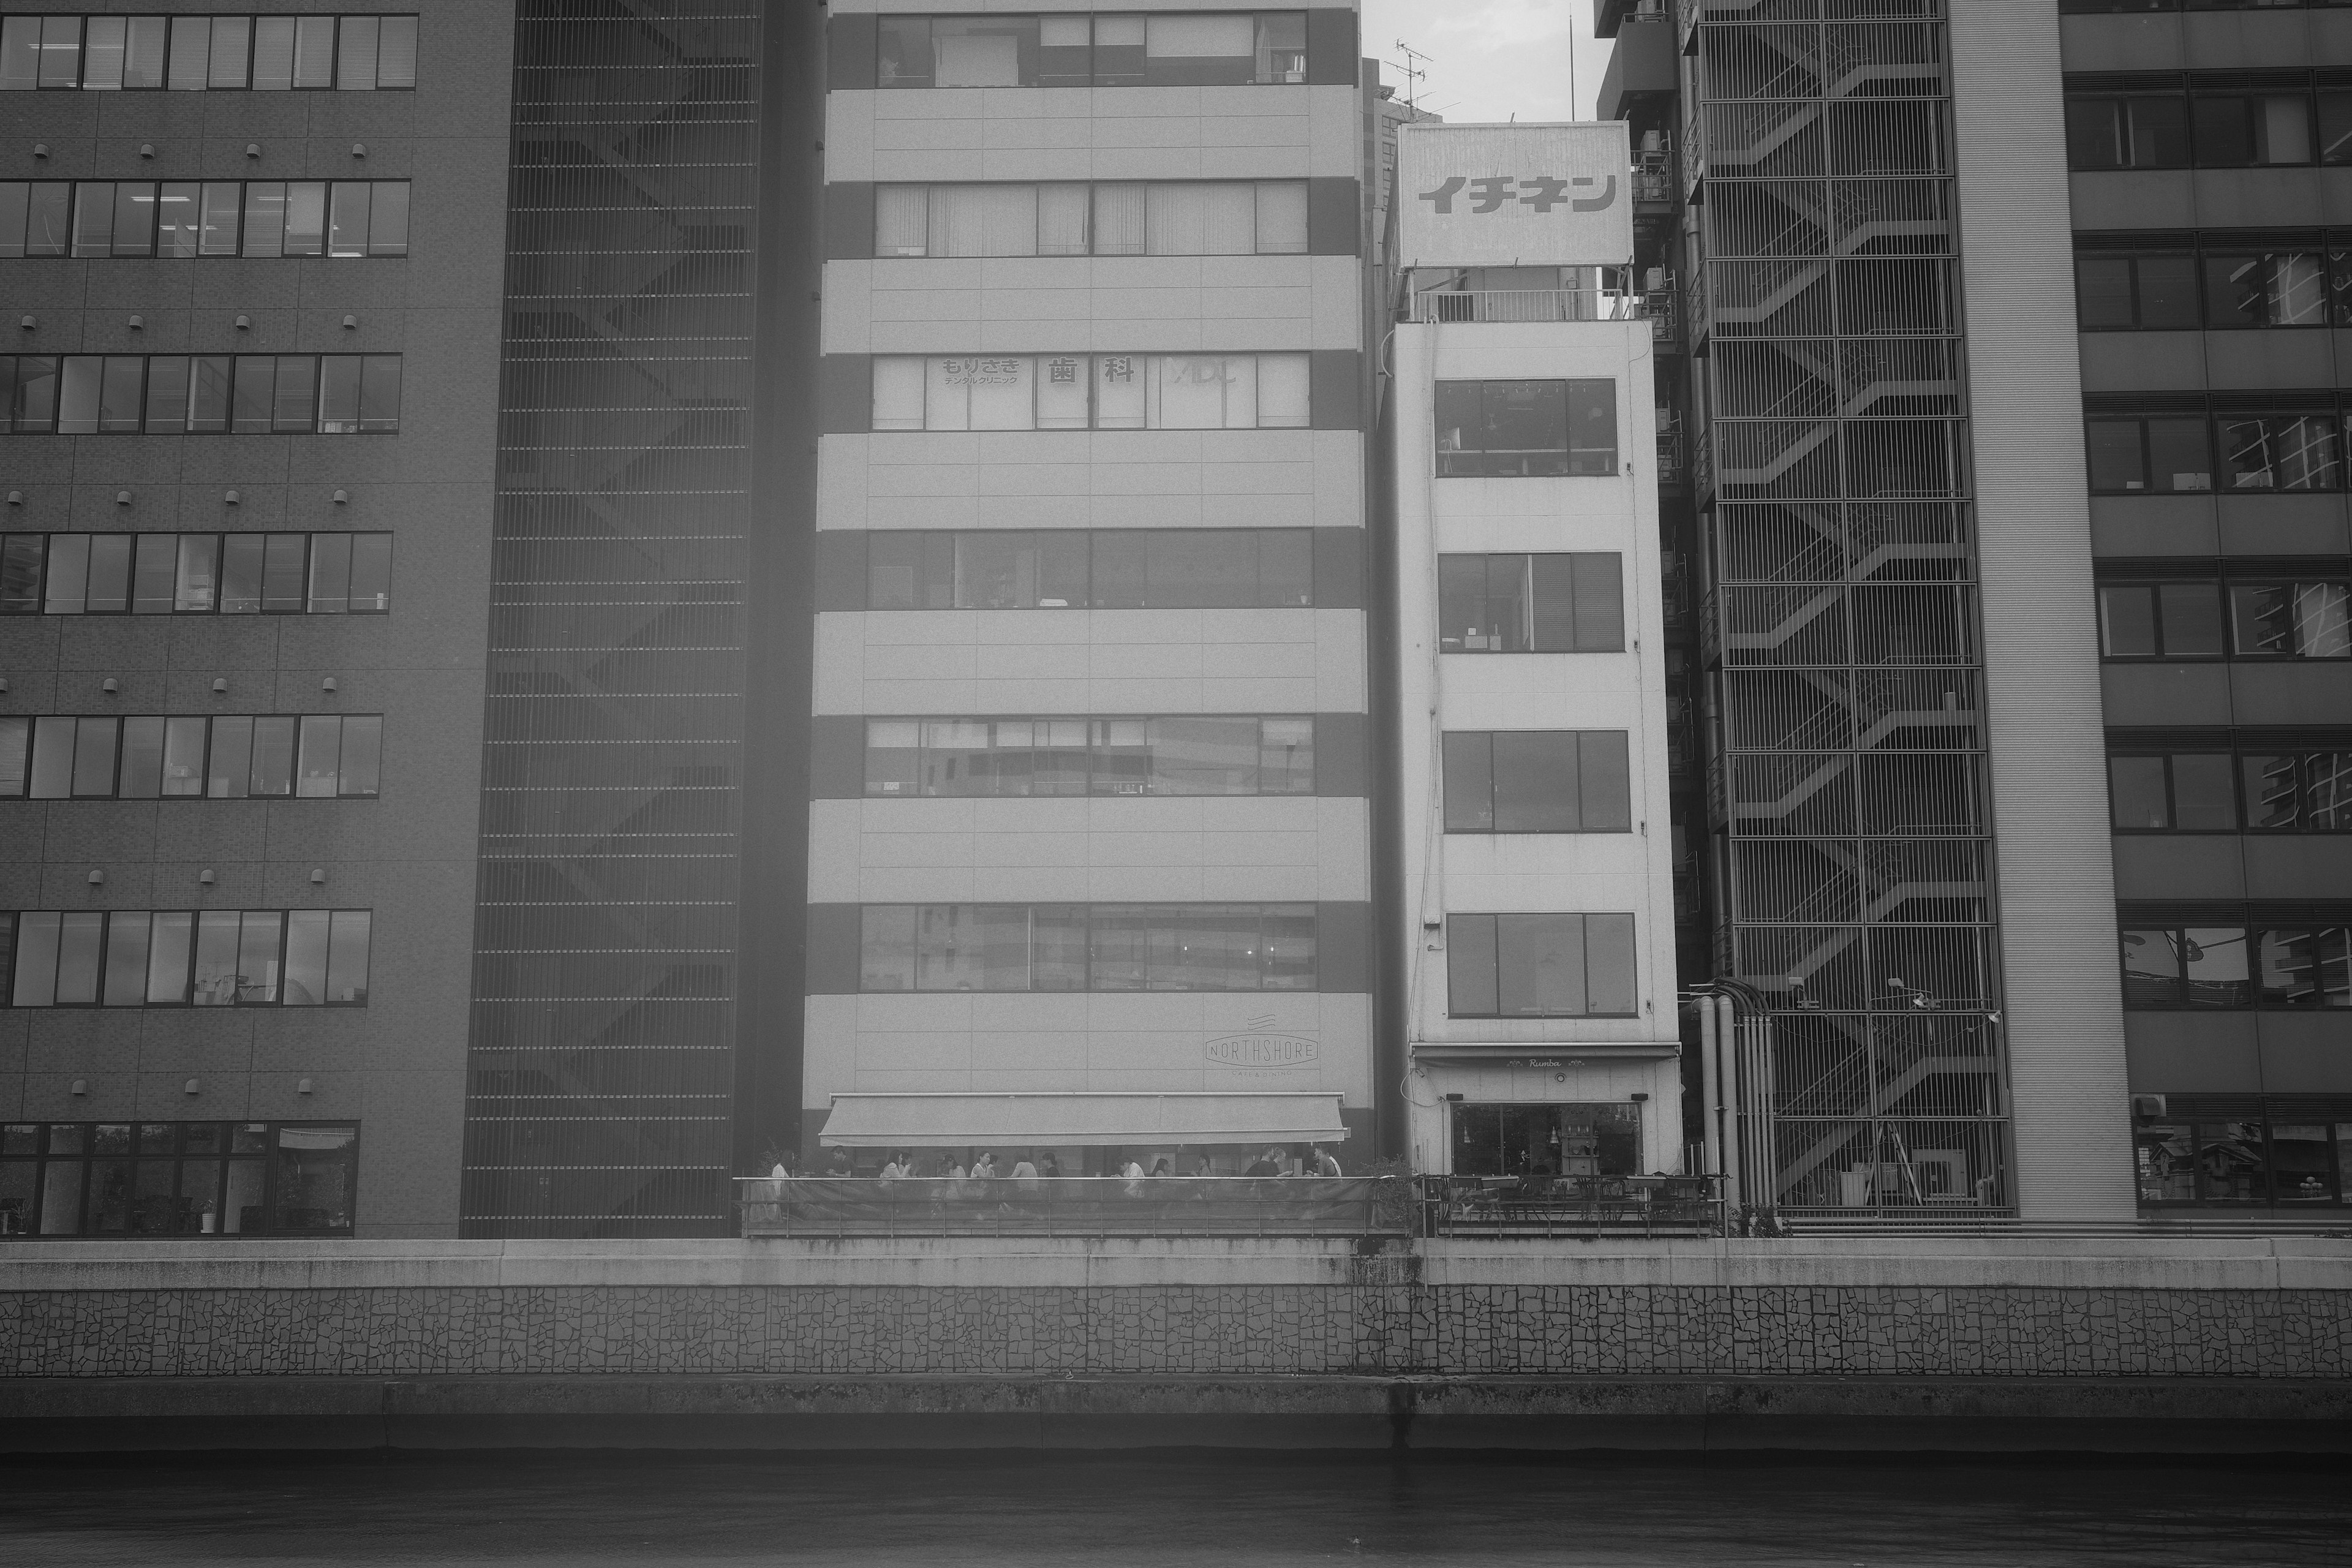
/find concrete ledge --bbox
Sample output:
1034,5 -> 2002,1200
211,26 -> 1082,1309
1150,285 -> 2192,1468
1,1235 -> 2347,1291
1,1375 -> 2345,1454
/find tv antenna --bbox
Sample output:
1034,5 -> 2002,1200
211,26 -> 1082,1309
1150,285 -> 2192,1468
1392,39 -> 1431,111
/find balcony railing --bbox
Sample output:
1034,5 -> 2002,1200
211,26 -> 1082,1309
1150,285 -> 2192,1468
1405,289 -> 1651,325
1419,1174 -> 1725,1238
738,1175 -> 1409,1237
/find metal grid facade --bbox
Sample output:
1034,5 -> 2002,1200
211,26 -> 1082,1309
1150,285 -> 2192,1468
1687,0 -> 2012,1213
461,0 -> 761,1237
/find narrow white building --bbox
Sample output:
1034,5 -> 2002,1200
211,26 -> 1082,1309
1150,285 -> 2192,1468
1387,124 -> 1683,1178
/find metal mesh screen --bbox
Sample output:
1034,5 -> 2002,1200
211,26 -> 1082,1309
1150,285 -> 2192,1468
1691,0 -> 2011,1214
460,0 -> 761,1238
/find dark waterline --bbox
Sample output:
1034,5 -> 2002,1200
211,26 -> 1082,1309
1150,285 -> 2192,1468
3,1452 -> 2350,1567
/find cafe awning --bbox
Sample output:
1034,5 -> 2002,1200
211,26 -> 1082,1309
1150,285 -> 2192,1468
816,1092 -> 1351,1148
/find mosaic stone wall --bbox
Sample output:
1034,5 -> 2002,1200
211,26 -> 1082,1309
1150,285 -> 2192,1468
5,1284 -> 2349,1379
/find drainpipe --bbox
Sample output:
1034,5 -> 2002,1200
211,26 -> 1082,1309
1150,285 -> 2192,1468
1697,993 -> 1721,1182
1715,992 -> 1742,1215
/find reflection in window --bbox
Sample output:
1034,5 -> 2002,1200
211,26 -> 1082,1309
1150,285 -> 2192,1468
872,353 -> 1310,431
858,903 -> 1316,992
2219,413 -> 2342,492
1437,553 -> 1623,652
865,716 -> 1314,797
865,529 -> 1314,609
2120,925 -> 2264,1008
2231,581 -> 2351,658
1435,380 -> 1618,477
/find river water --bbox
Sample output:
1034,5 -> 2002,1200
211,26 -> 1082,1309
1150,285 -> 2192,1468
2,1453 -> 2348,1567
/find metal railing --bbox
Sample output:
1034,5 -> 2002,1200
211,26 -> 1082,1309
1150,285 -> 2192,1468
1405,289 -> 1651,325
1417,1174 -> 1726,1238
737,1175 -> 1409,1238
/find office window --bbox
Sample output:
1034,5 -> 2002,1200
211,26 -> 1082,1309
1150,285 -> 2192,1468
2124,924 -> 2352,1009
864,715 -> 1314,797
1446,913 -> 1637,1018
875,12 -> 1307,89
1436,553 -> 1623,652
0,533 -> 391,616
3,909 -> 369,1007
0,356 -> 399,434
2192,93 -> 2316,167
2097,581 -> 2220,658
0,1120 -> 358,1238
2232,581 -> 2352,658
0,16 -> 415,91
2254,927 -> 2352,1008
1435,380 -> 1617,477
2120,924 -> 2251,1008
2106,752 -> 2237,831
874,180 -> 1309,258
0,714 -> 380,801
2241,752 -> 2352,831
870,353 -> 1309,431
2065,95 -> 2190,170
1443,731 -> 1632,833
858,903 -> 1316,992
865,529 -> 1313,609
2076,254 -> 2200,330
0,177 -> 423,258
2084,415 -> 2214,494
2136,1117 -> 2352,1208
2216,413 -> 2342,492
2203,252 -> 2331,328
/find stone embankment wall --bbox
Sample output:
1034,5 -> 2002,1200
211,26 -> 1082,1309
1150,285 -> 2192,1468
2,1237 -> 2347,1449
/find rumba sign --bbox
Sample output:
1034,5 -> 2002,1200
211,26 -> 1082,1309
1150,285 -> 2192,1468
1396,122 -> 1634,270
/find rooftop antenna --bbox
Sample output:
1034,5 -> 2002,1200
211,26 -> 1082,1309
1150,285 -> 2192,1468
1392,39 -> 1430,113
1567,18 -> 1580,119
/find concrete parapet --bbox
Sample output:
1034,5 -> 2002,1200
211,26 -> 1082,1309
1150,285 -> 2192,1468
2,1234 -> 2348,1292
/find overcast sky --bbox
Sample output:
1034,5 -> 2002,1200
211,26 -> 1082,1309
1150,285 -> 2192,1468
1361,0 -> 1609,124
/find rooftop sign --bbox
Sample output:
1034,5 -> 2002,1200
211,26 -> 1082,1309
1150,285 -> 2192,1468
1396,122 -> 1635,269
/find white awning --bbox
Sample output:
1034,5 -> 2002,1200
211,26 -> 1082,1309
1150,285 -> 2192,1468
817,1092 -> 1350,1148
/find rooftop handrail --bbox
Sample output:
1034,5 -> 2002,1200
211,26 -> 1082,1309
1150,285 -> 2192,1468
1404,289 -> 1650,325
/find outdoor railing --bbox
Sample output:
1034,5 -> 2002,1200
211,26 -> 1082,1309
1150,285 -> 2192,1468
1417,1174 -> 1727,1238
1405,289 -> 1650,325
737,1175 -> 1410,1238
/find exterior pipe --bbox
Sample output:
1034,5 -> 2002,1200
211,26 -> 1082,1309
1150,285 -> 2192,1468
1715,993 -> 1742,1215
1697,995 -> 1721,1182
